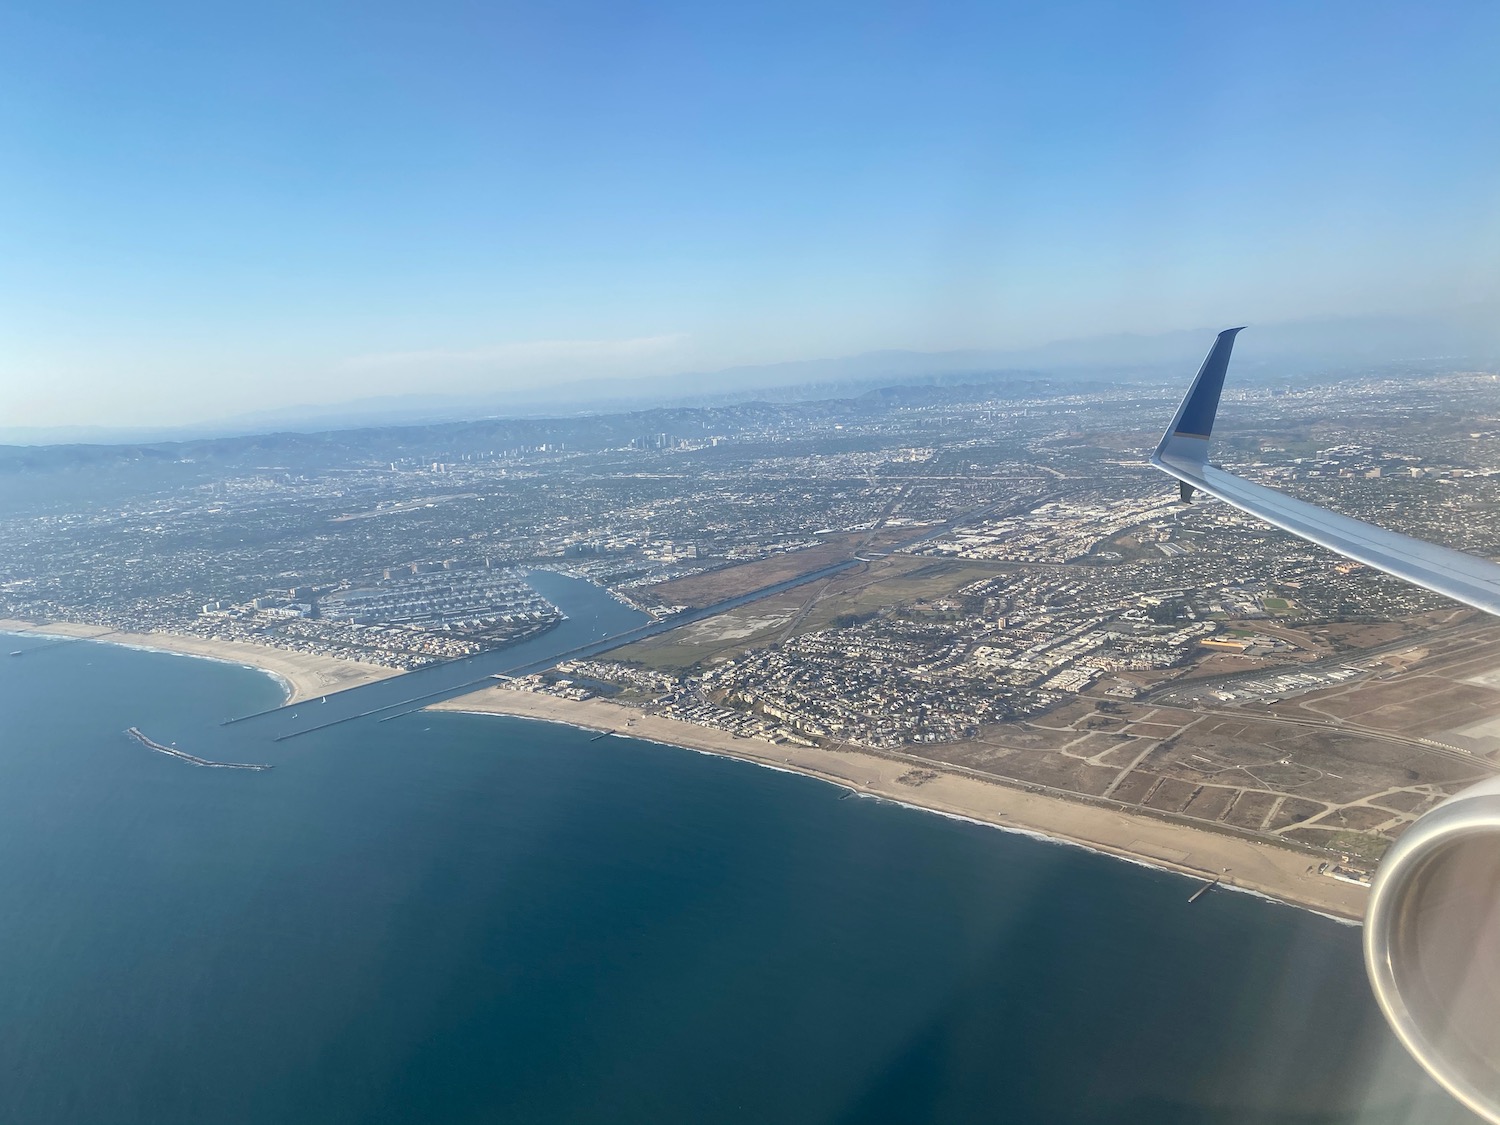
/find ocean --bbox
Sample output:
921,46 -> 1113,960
0,633 -> 1477,1124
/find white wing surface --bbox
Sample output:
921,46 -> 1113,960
1149,328 -> 1500,618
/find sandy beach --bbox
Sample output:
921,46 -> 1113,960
0,617 -> 1369,919
0,619 -> 398,704
433,685 -> 1370,921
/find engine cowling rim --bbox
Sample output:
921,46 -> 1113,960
1365,786 -> 1500,1125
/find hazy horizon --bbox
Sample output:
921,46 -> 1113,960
5,306 -> 1499,446
4,1 -> 1500,429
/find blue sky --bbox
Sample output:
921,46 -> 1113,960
3,0 -> 1499,428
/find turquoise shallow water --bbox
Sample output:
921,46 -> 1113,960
0,634 -> 1479,1124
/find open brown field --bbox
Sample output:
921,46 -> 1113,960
1303,613 -> 1466,651
793,558 -> 1004,630
616,553 -> 1010,672
1108,770 -> 1160,805
1177,652 -> 1279,679
1125,721 -> 1184,739
611,568 -> 1500,869
1223,791 -> 1280,831
613,596 -> 808,671
1267,623 -> 1500,748
939,740 -> 1119,795
639,528 -> 915,610
910,685 -> 1496,865
1183,785 -> 1236,820
1371,790 -> 1428,813
1144,777 -> 1199,812
1291,676 -> 1500,731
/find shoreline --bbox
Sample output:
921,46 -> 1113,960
2,620 -> 1368,920
0,619 -> 398,705
431,685 -> 1369,922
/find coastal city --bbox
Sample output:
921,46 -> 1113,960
12,7 -> 1500,1122
5,365 -> 1500,878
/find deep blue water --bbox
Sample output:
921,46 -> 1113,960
0,633 -> 1479,1124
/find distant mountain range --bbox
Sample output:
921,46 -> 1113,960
5,309 -> 1498,447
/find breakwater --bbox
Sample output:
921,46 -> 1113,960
125,727 -> 273,771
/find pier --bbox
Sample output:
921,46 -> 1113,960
125,727 -> 273,771
1188,876 -> 1220,903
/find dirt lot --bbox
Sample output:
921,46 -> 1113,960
1292,676 -> 1500,734
1302,612 -> 1465,651
934,742 -> 1118,796
1107,771 -> 1160,805
611,572 -> 1500,862
1372,790 -> 1428,813
920,676 -> 1496,861
1269,797 -> 1326,831
613,593 -> 807,670
1182,786 -> 1236,821
968,723 -> 1090,752
640,528 -> 913,609
1177,652 -> 1278,679
1145,715 -> 1486,802
1144,778 -> 1199,813
1223,791 -> 1280,831
616,553 -> 1010,672
1315,806 -> 1394,832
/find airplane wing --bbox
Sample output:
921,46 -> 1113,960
1149,327 -> 1500,617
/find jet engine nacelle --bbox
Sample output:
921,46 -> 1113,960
1366,774 -> 1500,1123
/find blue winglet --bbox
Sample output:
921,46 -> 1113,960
1149,324 -> 1500,618
1172,326 -> 1244,438
1154,327 -> 1245,466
